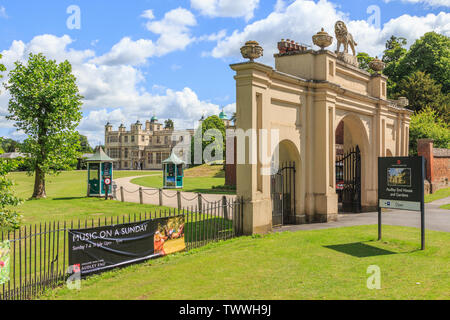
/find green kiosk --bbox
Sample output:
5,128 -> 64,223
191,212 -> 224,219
163,152 -> 185,189
86,147 -> 115,197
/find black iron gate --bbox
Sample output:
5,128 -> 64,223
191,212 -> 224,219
336,146 -> 362,213
271,162 -> 296,226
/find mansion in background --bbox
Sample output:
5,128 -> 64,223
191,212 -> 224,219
104,111 -> 232,170
104,116 -> 194,170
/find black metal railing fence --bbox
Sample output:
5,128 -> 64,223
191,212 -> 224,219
0,197 -> 244,300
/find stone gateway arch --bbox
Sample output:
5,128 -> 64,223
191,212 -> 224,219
230,26 -> 412,235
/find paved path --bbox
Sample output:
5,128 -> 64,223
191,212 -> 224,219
113,175 -> 236,208
277,196 -> 450,233
114,176 -> 449,233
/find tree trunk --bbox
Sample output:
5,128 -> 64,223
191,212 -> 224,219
33,167 -> 46,199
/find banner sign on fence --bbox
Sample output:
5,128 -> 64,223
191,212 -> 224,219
0,241 -> 10,285
378,157 -> 424,211
69,216 -> 185,276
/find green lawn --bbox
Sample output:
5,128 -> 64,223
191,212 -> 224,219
440,204 -> 450,210
7,170 -> 170,226
131,165 -> 236,195
44,225 -> 449,300
425,187 -> 450,203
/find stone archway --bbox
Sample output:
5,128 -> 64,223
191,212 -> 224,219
335,113 -> 371,211
271,139 -> 303,225
230,36 -> 412,234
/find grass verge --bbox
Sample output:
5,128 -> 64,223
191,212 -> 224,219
7,170 -> 168,225
131,165 -> 236,195
43,225 -> 449,300
425,187 -> 450,203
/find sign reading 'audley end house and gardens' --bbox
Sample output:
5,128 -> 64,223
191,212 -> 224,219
378,156 -> 426,250
378,157 -> 425,212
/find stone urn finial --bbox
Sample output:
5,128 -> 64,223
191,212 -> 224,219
313,28 -> 333,51
369,56 -> 385,73
240,40 -> 263,62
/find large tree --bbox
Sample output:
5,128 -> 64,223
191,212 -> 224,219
5,53 -> 83,199
395,71 -> 449,121
382,36 -> 408,96
397,32 -> 450,95
191,115 -> 226,165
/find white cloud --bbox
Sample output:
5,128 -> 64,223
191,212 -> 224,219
0,33 -> 224,146
209,0 -> 450,63
141,9 -> 155,20
91,8 -> 197,67
90,37 -> 156,66
191,0 -> 260,21
384,0 -> 450,8
144,7 -> 197,56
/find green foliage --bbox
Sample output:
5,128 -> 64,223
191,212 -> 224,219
357,52 -> 375,73
164,119 -> 174,129
397,32 -> 450,94
0,53 -> 6,80
382,36 -> 408,96
191,115 -> 226,165
409,107 -> 450,155
4,53 -> 83,198
382,32 -> 450,124
77,134 -> 93,153
395,71 -> 449,121
230,112 -> 236,124
0,137 -> 22,153
0,160 -> 22,230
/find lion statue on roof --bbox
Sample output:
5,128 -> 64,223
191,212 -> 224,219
335,21 -> 357,56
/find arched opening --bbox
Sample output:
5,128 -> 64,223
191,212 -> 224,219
335,114 -> 370,213
271,140 -> 302,226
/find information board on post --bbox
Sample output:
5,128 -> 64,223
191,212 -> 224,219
378,156 -> 425,249
68,216 -> 185,276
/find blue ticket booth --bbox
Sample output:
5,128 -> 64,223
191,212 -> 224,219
163,153 -> 185,189
86,147 -> 115,197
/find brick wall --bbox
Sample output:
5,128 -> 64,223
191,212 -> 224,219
417,139 -> 450,194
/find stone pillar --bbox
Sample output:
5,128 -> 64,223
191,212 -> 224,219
312,91 -> 338,222
232,62 -> 272,235
304,89 -> 315,223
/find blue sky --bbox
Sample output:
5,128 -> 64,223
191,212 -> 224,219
0,0 -> 448,146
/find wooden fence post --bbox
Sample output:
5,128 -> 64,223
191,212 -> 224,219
159,189 -> 163,206
139,187 -> 143,204
222,196 -> 228,220
120,186 -> 124,202
177,191 -> 182,210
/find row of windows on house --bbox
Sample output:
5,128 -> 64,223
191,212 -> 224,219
108,149 -> 183,164
107,135 -> 184,144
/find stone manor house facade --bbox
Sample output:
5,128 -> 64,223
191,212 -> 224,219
104,116 -> 194,170
104,111 -> 231,170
